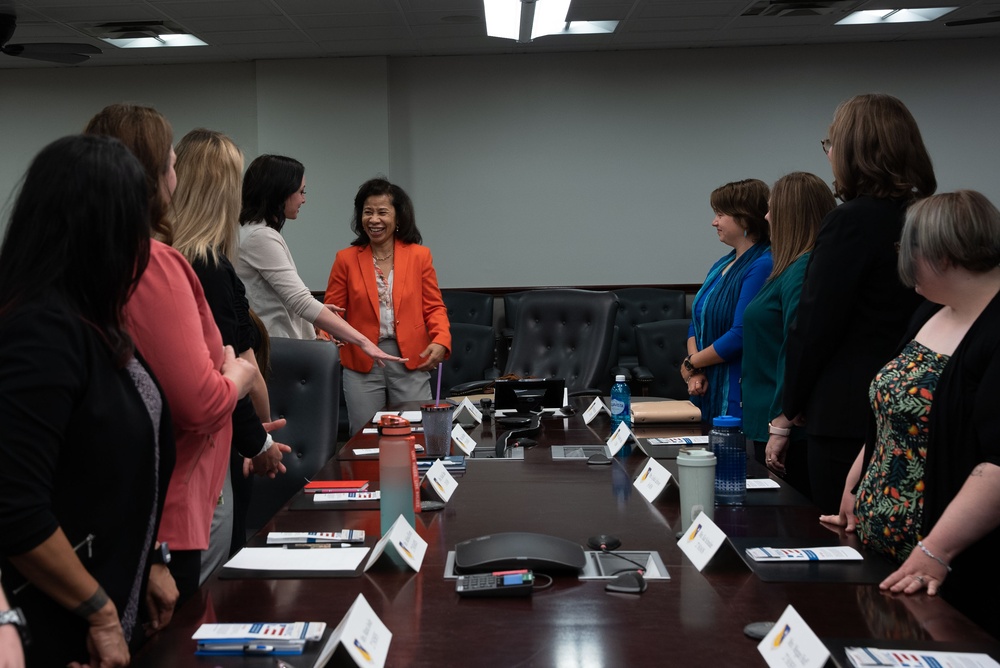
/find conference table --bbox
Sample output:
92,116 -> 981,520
133,398 -> 1000,667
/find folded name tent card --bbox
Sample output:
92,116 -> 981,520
583,396 -> 611,424
633,457 -> 673,503
450,423 -> 477,454
606,421 -> 635,456
423,458 -> 458,502
267,531 -> 365,545
676,510 -> 729,572
453,397 -> 483,424
314,594 -> 391,668
757,605 -> 830,668
746,546 -> 863,562
364,515 -> 427,572
193,621 -> 326,656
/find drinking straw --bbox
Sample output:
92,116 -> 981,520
435,362 -> 443,406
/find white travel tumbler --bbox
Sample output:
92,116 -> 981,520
676,447 -> 716,533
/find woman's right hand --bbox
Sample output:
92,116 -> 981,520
687,374 -> 707,396
360,339 -> 407,368
819,488 -> 858,532
221,345 -> 257,399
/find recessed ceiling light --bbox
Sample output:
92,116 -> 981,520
484,0 -> 617,42
836,7 -> 957,25
102,33 -> 207,48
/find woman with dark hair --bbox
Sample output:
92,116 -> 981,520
86,104 -> 258,607
236,157 -> 405,362
681,178 -> 772,422
821,190 -> 1000,637
742,172 -> 836,496
783,93 -> 936,513
324,177 -> 451,435
0,135 -> 174,667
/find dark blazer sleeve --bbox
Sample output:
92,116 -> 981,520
193,258 -> 267,458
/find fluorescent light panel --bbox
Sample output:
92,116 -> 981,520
102,34 -> 207,48
836,7 -> 957,25
484,0 -> 618,42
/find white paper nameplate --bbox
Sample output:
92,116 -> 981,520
450,424 -> 477,454
364,515 -> 427,572
632,457 -> 673,502
453,397 -> 483,423
424,459 -> 458,502
676,510 -> 728,571
757,605 -> 830,668
606,421 -> 634,456
315,593 -> 391,668
583,397 -> 610,424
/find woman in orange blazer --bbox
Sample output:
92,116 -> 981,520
325,177 -> 451,434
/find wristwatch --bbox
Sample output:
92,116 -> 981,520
151,541 -> 171,566
768,422 -> 791,437
0,607 -> 30,646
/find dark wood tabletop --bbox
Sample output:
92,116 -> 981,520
132,399 -> 999,667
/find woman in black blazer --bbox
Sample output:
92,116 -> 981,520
782,93 -> 936,513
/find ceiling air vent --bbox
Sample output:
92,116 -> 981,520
742,1 -> 860,18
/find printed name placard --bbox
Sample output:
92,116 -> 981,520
453,397 -> 483,424
757,605 -> 830,668
424,459 -> 458,502
314,594 -> 392,668
632,457 -> 673,502
364,515 -> 427,573
450,424 -> 477,454
583,397 -> 610,424
676,510 -> 728,571
606,422 -> 635,456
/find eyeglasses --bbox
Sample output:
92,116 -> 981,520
821,139 -> 832,155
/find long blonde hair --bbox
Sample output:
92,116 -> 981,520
172,128 -> 243,265
768,172 -> 835,279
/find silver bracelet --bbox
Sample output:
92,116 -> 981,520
917,540 -> 952,572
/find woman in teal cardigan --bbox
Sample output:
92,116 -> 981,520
743,173 -> 836,496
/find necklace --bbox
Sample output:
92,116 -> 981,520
373,251 -> 393,261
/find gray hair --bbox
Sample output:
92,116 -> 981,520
898,190 -> 1000,287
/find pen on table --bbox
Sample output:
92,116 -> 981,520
244,644 -> 274,654
284,543 -> 354,549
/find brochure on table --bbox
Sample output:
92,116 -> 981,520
747,546 -> 863,562
314,594 -> 391,668
676,510 -> 728,572
363,515 -> 427,572
193,621 -> 325,656
844,646 -> 1000,668
450,423 -> 477,454
267,531 -> 365,545
423,458 -> 458,502
633,457 -> 673,502
757,605 -> 830,668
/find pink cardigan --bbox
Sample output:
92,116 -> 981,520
125,241 -> 237,551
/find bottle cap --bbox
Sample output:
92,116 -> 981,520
615,374 -> 626,383
378,414 -> 412,436
712,415 -> 741,428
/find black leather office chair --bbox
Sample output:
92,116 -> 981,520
442,290 -> 495,327
505,289 -> 620,394
244,337 -> 341,541
632,319 -> 691,399
433,322 -> 500,394
611,287 -> 686,382
497,290 -> 530,371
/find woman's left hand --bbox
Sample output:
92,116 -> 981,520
764,434 -> 789,475
416,343 -> 447,372
687,374 -> 707,396
879,542 -> 949,596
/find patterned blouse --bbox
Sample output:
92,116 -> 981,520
855,339 -> 949,563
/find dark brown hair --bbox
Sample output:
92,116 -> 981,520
710,179 -> 770,244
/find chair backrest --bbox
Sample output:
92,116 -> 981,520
612,287 -> 686,367
634,318 -> 691,400
430,322 -> 497,393
245,337 -> 341,539
504,289 -> 619,393
442,290 -> 494,328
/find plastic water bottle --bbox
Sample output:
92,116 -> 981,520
378,416 -> 418,541
610,374 -> 632,457
709,415 -> 746,505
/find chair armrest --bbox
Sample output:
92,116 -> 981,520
448,379 -> 492,396
611,365 -> 632,382
632,365 -> 654,384
568,388 -> 603,398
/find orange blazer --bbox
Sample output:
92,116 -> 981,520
325,241 -> 451,373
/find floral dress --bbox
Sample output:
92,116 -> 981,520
855,339 -> 949,563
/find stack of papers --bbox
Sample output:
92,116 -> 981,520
193,621 -> 325,655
